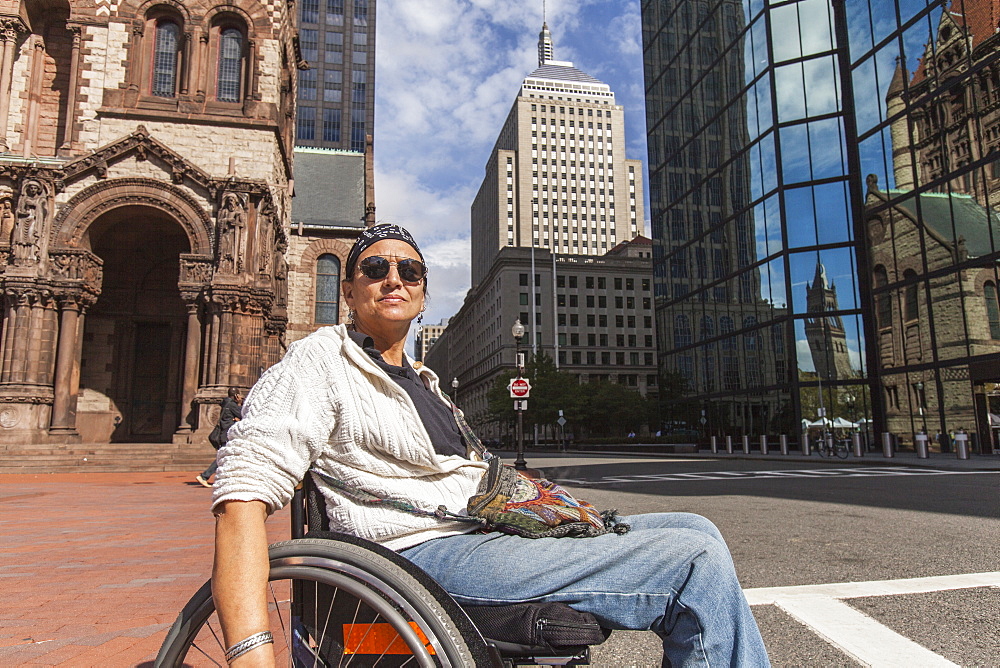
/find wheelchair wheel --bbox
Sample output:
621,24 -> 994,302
155,537 -> 490,667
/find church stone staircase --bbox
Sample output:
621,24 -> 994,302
0,442 -> 216,474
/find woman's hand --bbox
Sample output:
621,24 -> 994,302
212,499 -> 274,667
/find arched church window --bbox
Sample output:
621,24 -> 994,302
152,20 -> 180,97
874,265 -> 891,328
903,270 -> 919,321
217,27 -> 244,102
985,281 -> 1000,339
315,254 -> 341,324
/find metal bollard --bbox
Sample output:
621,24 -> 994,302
852,432 -> 863,458
955,430 -> 969,460
802,433 -> 810,456
710,435 -> 718,454
780,434 -> 789,455
826,434 -> 834,454
882,432 -> 894,458
915,431 -> 929,459
742,435 -> 750,454
760,434 -> 768,455
726,435 -> 733,454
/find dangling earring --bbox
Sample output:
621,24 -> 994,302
347,309 -> 356,329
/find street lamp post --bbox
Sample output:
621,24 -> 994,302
512,319 -> 527,471
915,381 -> 927,433
451,377 -> 459,404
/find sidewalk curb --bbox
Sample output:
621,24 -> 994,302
497,448 -> 1000,472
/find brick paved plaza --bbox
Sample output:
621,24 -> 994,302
0,471 -> 290,667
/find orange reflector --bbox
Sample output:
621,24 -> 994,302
342,622 -> 435,655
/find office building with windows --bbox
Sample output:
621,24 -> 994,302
416,320 -> 450,363
642,0 -> 1000,452
425,241 -> 658,439
295,0 -> 375,151
470,23 -> 645,286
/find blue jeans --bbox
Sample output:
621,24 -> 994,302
401,513 -> 769,667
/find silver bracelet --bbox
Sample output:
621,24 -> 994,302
224,630 -> 273,664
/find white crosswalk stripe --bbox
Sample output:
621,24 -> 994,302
743,572 -> 1000,667
554,467 -> 991,486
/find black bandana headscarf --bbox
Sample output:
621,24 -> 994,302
345,224 -> 424,279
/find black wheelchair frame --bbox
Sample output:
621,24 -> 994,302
154,474 -> 608,667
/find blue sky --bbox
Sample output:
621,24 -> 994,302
371,0 -> 649,345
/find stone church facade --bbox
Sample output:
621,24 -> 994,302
0,0 -> 302,448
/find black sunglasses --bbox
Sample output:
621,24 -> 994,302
358,255 -> 427,283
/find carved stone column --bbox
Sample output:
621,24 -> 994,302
179,30 -> 191,96
176,298 -> 202,433
0,20 -> 26,152
49,294 -> 83,434
189,26 -> 205,102
58,26 -> 82,156
23,35 -> 46,157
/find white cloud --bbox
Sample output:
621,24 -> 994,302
606,2 -> 642,57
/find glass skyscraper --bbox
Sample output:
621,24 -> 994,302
642,0 -> 1000,451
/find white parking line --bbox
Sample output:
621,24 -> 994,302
744,572 -> 1000,667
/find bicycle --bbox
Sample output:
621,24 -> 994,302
816,436 -> 850,459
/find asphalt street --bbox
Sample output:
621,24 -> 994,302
527,453 -> 1000,667
1,452 -> 996,666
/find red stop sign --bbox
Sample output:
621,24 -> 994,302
510,378 -> 531,398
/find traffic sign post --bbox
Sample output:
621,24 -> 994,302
510,378 -> 531,398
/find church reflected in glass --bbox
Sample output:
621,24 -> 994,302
642,0 -> 1000,453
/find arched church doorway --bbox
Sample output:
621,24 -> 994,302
79,206 -> 191,442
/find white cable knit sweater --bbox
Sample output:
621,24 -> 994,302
212,324 -> 488,551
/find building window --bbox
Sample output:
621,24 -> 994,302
353,0 -> 368,25
326,0 -> 344,24
301,0 -> 319,23
874,265 -> 891,328
323,108 -> 341,143
299,28 -> 319,62
903,270 -> 919,321
299,68 -> 317,100
152,20 -> 180,97
216,27 -> 244,102
297,106 -> 316,140
315,254 -> 341,324
325,31 -> 343,64
986,282 -> 1000,339
350,69 -> 366,152
324,70 -> 342,102
674,315 -> 692,347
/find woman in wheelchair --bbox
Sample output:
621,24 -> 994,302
208,224 -> 770,667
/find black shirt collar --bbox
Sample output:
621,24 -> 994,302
347,329 -> 415,379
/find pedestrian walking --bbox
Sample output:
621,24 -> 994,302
196,387 -> 242,488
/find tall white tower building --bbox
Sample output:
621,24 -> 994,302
470,23 -> 644,285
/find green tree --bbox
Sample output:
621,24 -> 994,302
575,380 -> 648,437
485,353 -> 583,440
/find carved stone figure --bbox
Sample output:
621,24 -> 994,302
0,186 -> 14,244
12,179 -> 48,265
217,192 -> 247,273
273,240 -> 288,308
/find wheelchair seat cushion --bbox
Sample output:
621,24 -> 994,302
461,601 -> 610,649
